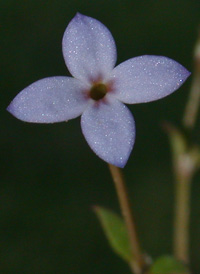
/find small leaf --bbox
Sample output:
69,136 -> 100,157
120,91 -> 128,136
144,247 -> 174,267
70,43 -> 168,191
150,255 -> 189,274
164,122 -> 200,176
164,123 -> 187,159
94,206 -> 132,262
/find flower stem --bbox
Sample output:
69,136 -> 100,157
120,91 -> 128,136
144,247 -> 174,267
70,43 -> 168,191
108,164 -> 145,274
173,160 -> 192,264
173,28 -> 200,265
183,26 -> 200,129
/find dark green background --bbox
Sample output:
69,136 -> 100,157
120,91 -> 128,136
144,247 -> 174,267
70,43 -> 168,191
1,0 -> 200,273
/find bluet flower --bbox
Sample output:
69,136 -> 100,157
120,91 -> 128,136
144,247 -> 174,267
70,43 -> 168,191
7,13 -> 190,167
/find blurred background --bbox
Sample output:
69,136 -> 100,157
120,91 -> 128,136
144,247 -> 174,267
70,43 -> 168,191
1,0 -> 200,273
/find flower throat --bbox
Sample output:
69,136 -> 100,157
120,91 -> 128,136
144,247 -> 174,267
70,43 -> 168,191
89,83 -> 108,101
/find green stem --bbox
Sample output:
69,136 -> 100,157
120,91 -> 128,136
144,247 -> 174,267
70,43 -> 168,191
173,161 -> 192,264
173,27 -> 200,265
183,27 -> 200,129
108,164 -> 146,274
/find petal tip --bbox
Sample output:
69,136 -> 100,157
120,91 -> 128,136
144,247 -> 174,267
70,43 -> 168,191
178,67 -> 191,87
6,102 -> 15,116
6,100 -> 23,121
185,69 -> 191,80
7,101 -> 26,122
75,12 -> 83,17
6,103 -> 11,113
73,12 -> 87,22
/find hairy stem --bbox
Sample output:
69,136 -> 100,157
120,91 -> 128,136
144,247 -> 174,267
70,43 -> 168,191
108,164 -> 145,274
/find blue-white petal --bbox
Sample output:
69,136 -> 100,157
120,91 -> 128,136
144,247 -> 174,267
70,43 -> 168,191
7,77 -> 88,123
62,13 -> 117,84
110,55 -> 190,104
81,98 -> 135,167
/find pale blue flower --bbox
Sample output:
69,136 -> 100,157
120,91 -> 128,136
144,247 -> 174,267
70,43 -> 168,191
7,13 -> 190,167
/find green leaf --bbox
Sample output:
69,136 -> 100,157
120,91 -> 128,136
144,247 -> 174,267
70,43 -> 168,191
94,206 -> 132,262
164,122 -> 200,175
150,256 -> 189,274
164,123 -> 187,159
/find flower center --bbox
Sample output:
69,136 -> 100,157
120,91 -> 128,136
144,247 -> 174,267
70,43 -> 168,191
89,83 -> 108,101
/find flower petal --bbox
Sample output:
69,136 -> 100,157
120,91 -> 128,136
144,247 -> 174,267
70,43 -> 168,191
62,13 -> 117,83
110,55 -> 190,104
7,77 -> 88,123
81,99 -> 135,167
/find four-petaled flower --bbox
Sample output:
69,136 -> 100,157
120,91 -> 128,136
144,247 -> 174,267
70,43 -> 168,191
7,13 -> 190,167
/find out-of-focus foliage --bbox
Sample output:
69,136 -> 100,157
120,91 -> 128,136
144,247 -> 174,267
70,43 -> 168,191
150,255 -> 189,274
